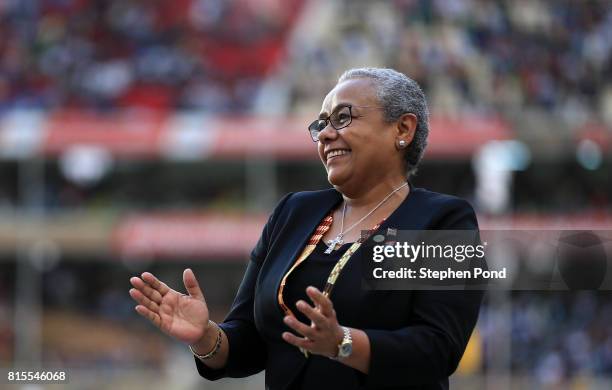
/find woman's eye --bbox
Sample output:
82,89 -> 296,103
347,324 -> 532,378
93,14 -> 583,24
337,113 -> 350,123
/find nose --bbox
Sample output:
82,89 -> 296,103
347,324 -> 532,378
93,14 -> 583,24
317,123 -> 338,143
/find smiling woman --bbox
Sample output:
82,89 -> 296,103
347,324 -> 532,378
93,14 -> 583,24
129,67 -> 484,390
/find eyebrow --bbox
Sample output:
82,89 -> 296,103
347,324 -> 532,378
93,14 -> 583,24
318,102 -> 352,119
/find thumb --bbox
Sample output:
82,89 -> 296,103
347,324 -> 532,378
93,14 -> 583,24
183,268 -> 205,301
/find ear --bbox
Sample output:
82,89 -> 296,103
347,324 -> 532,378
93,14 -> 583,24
396,113 -> 417,145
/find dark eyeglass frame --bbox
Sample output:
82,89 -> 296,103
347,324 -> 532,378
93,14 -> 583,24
307,104 -> 382,142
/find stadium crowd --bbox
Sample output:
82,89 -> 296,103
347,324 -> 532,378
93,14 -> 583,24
0,0 -> 610,128
480,292 -> 612,384
287,0 -> 612,129
0,0 -> 302,112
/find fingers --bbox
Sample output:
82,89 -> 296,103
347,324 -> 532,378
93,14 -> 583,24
183,268 -> 205,301
284,315 -> 317,340
140,272 -> 170,296
306,286 -> 334,317
129,288 -> 160,313
295,300 -> 327,327
135,305 -> 161,328
282,331 -> 314,350
282,292 -> 342,357
129,277 -> 163,304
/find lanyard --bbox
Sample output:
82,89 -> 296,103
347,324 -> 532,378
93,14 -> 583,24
277,212 -> 383,357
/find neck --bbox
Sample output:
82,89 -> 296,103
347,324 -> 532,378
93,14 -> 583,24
340,175 -> 409,210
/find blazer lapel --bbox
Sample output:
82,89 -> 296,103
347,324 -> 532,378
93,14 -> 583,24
255,189 -> 342,339
272,189 -> 342,310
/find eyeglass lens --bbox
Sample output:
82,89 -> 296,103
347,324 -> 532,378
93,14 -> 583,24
308,106 -> 352,141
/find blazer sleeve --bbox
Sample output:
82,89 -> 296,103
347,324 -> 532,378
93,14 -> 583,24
363,198 -> 485,388
195,193 -> 293,380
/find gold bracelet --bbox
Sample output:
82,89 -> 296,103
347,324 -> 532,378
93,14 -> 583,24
189,320 -> 222,360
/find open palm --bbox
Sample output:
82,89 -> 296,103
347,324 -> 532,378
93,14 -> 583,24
129,269 -> 210,345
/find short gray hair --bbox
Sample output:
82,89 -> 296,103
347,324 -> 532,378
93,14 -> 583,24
338,67 -> 429,177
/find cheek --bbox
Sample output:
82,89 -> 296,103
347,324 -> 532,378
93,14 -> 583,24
352,132 -> 378,156
353,133 -> 393,164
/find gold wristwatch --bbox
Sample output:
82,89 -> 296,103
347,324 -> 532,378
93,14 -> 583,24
333,326 -> 353,359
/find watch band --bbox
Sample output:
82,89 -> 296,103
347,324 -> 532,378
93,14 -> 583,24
331,326 -> 352,360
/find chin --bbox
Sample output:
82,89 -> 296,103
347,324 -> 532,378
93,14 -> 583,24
327,169 -> 351,189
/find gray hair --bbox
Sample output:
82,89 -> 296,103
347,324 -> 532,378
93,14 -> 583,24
338,67 -> 429,177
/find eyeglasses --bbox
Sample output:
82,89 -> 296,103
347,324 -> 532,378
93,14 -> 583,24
307,105 -> 382,142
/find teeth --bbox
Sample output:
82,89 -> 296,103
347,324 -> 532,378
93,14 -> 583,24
327,149 -> 350,159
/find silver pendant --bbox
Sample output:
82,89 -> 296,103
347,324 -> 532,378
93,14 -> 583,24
324,236 -> 343,254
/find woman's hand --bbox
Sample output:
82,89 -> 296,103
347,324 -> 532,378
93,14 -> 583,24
129,268 -> 210,345
281,286 -> 344,358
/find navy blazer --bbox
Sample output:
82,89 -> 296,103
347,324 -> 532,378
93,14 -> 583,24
195,186 -> 485,390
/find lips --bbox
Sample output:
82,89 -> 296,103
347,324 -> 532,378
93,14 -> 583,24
325,148 -> 351,162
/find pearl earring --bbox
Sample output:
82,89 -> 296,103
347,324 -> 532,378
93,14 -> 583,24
398,140 -> 407,148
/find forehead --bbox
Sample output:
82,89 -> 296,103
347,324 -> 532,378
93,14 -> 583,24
320,78 -> 378,114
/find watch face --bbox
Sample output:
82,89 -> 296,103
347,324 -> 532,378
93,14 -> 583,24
339,343 -> 353,357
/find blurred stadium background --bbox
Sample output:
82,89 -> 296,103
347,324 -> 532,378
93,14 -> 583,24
1,0 -> 611,388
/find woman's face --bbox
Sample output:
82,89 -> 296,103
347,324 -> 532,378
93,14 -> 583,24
317,78 -> 402,193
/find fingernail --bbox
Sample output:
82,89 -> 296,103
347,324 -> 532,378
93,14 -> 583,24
284,316 -> 291,324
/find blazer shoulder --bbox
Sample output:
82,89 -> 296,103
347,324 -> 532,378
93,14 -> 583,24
411,187 -> 475,212
408,187 -> 478,229
265,188 -> 341,230
285,188 -> 340,202
280,188 -> 341,210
